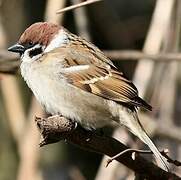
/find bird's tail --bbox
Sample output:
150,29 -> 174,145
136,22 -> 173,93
119,110 -> 169,171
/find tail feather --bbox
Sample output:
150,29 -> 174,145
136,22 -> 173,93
132,112 -> 169,171
134,96 -> 152,111
120,110 -> 169,171
139,128 -> 169,171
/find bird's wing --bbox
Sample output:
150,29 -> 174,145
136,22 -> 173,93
52,44 -> 152,110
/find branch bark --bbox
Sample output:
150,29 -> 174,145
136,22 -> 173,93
35,115 -> 180,180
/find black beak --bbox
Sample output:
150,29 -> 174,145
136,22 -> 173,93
8,43 -> 25,54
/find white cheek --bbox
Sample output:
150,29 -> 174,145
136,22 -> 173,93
44,29 -> 69,53
21,44 -> 44,63
21,50 -> 39,63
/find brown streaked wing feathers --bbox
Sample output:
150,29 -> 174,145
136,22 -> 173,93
65,66 -> 137,102
55,44 -> 152,111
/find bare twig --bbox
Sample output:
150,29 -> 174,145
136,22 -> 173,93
56,0 -> 102,14
106,148 -> 181,168
104,50 -> 181,61
35,115 -> 181,180
3,50 -> 181,74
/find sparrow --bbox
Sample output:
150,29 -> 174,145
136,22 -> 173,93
8,22 -> 168,171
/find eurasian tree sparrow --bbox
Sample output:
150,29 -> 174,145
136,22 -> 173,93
8,22 -> 168,171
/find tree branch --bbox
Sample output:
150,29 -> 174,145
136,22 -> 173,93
35,115 -> 180,180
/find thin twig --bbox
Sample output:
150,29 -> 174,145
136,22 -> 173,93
56,0 -> 102,14
106,149 -> 153,168
106,148 -> 181,168
3,50 -> 181,74
104,50 -> 181,61
3,50 -> 181,76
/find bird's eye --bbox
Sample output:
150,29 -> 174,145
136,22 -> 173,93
24,41 -> 34,49
28,42 -> 34,46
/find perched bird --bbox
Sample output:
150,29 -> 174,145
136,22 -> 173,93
8,22 -> 168,171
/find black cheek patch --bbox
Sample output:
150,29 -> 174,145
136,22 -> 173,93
29,47 -> 43,58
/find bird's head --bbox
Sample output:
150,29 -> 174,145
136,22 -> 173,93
8,22 -> 69,62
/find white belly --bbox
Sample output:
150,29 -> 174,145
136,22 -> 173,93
21,62 -> 117,129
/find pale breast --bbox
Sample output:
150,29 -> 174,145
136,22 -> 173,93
20,61 -> 116,129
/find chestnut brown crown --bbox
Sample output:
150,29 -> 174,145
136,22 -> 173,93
19,22 -> 61,47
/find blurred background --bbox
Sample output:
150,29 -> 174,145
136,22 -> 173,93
0,0 -> 181,179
